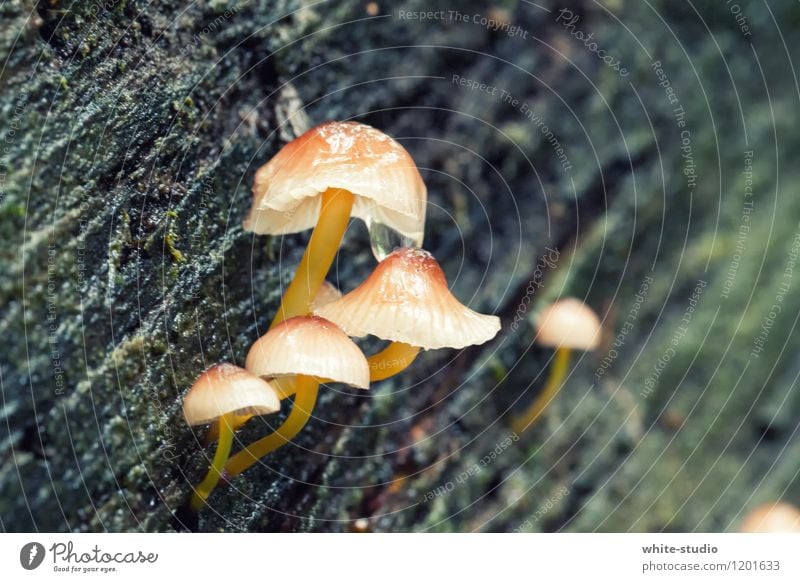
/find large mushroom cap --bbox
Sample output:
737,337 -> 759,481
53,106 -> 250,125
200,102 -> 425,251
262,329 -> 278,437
534,298 -> 601,351
183,363 -> 281,426
314,247 -> 501,350
244,121 -> 427,245
246,315 -> 369,389
739,502 -> 800,533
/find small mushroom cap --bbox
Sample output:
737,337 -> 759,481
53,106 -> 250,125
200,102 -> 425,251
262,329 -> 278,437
739,502 -> 800,533
534,298 -> 601,351
246,316 -> 369,389
183,363 -> 281,426
244,121 -> 427,245
310,281 -> 342,311
314,247 -> 501,350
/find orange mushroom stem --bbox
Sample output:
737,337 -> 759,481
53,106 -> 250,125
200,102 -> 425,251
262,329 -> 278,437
183,364 -> 280,511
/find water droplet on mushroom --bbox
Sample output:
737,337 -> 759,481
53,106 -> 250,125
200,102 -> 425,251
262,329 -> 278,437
367,219 -> 418,262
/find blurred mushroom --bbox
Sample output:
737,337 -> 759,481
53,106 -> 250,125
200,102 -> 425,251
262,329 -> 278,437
739,502 -> 800,533
315,247 -> 501,381
185,364 -> 280,511
245,121 -> 427,326
512,298 -> 601,433
225,316 -> 369,477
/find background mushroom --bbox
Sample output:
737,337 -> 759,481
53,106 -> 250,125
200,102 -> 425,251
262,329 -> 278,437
315,247 -> 501,381
245,121 -> 427,327
183,364 -> 281,511
225,315 -> 369,478
512,298 -> 601,434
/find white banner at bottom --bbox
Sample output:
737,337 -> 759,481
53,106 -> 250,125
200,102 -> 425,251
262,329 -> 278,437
1,533 -> 798,581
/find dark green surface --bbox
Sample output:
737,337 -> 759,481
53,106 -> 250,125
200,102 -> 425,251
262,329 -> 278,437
1,0 -> 798,532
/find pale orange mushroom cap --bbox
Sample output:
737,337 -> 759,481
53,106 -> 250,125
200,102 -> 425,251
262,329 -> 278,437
183,363 -> 281,426
246,315 -> 370,389
244,121 -> 427,246
739,502 -> 800,533
314,247 -> 501,350
535,298 -> 601,351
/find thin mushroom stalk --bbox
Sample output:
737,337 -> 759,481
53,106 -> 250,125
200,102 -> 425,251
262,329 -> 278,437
223,316 -> 369,478
511,348 -> 571,434
204,282 -> 344,443
367,341 -> 421,381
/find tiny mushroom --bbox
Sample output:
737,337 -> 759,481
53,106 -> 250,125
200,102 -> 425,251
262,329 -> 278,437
245,121 -> 427,326
512,298 -> 601,434
184,363 -> 280,510
739,502 -> 800,533
315,247 -> 501,381
224,315 -> 369,478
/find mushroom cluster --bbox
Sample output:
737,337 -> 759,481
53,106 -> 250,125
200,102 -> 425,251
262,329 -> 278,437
184,121 -> 501,510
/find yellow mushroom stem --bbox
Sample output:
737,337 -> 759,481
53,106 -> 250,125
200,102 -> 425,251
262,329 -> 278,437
225,375 -> 320,478
207,188 -> 353,443
367,341 -> 421,381
190,412 -> 236,511
512,348 -> 572,434
217,345 -> 419,480
270,187 -> 354,327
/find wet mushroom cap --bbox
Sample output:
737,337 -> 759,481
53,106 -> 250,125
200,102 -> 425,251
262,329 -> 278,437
314,247 -> 501,350
739,502 -> 800,533
246,315 -> 370,389
244,120 -> 427,245
534,298 -> 601,351
183,363 -> 281,426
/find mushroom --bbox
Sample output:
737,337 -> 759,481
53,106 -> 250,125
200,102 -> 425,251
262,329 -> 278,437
739,502 -> 800,532
245,121 -> 427,327
314,247 -> 501,381
224,315 -> 369,478
184,363 -> 280,511
512,298 -> 601,434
